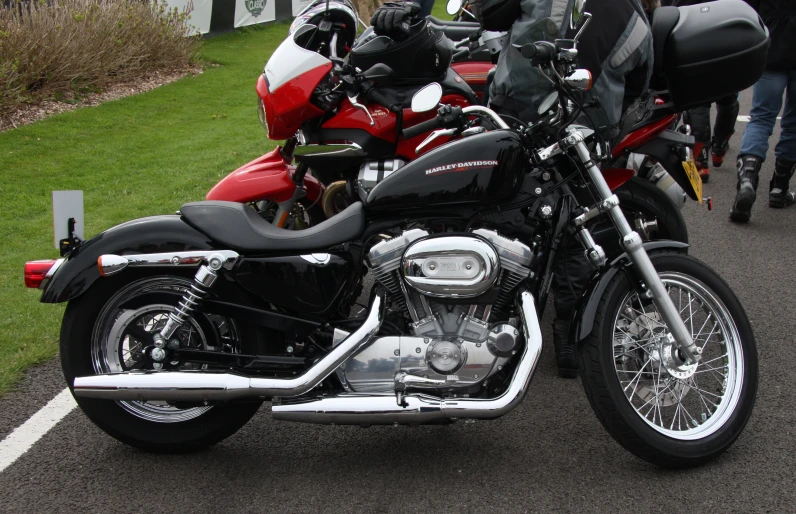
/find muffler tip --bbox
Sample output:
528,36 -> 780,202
98,254 -> 129,277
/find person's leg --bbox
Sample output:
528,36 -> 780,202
770,70 -> 796,208
684,105 -> 712,181
731,71 -> 787,222
418,0 -> 434,19
552,247 -> 593,378
711,93 -> 740,167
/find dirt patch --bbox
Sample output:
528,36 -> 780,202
0,65 -> 203,133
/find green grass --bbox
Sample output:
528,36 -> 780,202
0,23 -> 292,396
0,1 -> 457,396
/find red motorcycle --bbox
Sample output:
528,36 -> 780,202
207,10 -> 699,245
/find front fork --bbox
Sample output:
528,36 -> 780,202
563,129 -> 702,365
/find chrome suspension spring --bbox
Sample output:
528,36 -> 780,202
156,253 -> 227,344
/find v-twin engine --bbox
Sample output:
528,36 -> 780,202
335,229 -> 533,394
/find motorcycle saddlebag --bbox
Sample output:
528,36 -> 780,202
469,0 -> 520,32
654,0 -> 770,109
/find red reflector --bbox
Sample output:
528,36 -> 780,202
24,260 -> 57,289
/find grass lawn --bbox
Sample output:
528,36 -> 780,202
0,1 -> 454,396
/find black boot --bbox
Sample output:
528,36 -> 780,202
696,142 -> 711,182
770,158 -> 796,208
711,135 -> 733,168
553,319 -> 577,378
730,155 -> 762,223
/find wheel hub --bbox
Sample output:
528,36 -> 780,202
659,333 -> 698,380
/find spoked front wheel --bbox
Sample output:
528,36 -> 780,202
580,252 -> 758,468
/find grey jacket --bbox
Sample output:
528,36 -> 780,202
490,0 -> 653,137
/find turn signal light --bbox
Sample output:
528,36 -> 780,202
24,260 -> 58,289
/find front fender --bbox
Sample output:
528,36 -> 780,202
41,215 -> 216,303
569,240 -> 690,344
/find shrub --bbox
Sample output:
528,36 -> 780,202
0,0 -> 200,117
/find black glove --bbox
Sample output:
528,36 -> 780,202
370,2 -> 421,39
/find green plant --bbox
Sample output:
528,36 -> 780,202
0,0 -> 201,118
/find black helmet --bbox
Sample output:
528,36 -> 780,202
349,21 -> 452,82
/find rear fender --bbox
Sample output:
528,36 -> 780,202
569,240 -> 690,344
40,215 -> 215,303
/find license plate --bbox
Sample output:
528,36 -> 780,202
682,158 -> 703,204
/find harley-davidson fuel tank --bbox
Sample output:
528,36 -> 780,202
365,130 -> 526,212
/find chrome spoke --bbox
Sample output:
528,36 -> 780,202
610,272 -> 744,440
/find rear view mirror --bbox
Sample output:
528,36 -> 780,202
570,0 -> 585,30
411,83 -> 443,113
446,0 -> 462,15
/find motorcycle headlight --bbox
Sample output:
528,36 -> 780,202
257,97 -> 268,137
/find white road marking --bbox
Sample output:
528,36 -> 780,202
737,115 -> 782,122
0,388 -> 76,473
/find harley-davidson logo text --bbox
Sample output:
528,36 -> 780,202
425,160 -> 498,176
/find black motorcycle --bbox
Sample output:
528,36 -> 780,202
27,15 -> 760,468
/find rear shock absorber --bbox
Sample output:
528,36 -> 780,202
153,253 -> 228,350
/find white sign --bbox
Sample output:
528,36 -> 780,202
235,0 -> 276,28
52,191 -> 84,250
292,0 -> 314,16
165,0 -> 213,35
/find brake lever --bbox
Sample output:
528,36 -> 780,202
349,94 -> 375,126
415,128 -> 458,154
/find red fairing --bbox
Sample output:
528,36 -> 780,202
612,113 -> 679,158
601,167 -> 635,191
451,62 -> 492,102
258,65 -> 330,140
206,147 -> 323,204
322,94 -> 471,159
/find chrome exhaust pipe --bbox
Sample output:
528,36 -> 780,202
73,291 -> 385,402
272,290 -> 542,424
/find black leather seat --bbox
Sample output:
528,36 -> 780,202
180,201 -> 365,253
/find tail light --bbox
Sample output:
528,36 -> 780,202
24,259 -> 61,289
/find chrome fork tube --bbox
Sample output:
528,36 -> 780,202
568,133 -> 701,364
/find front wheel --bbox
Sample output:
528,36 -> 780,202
580,252 -> 757,468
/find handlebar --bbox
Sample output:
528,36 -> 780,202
519,41 -> 556,62
402,116 -> 443,139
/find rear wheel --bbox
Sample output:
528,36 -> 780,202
580,252 -> 757,467
616,176 -> 688,244
61,274 -> 262,452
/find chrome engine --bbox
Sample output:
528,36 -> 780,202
337,229 -> 533,394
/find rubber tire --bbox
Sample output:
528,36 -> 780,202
579,252 -> 758,468
615,176 -> 689,245
61,273 -> 262,453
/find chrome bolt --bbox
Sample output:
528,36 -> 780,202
415,347 -> 421,354
286,346 -> 294,354
540,205 -> 553,218
535,187 -> 542,195
153,336 -> 165,349
152,362 -> 163,370
394,349 -> 400,356
423,338 -> 430,344
465,264 -> 472,270
514,329 -> 519,336
167,339 -> 180,350
644,289 -> 654,299
473,373 -> 479,379
170,256 -> 180,265
429,264 -> 436,271
542,172 -> 551,181
498,366 -> 502,371
476,343 -> 481,347
151,348 -> 166,362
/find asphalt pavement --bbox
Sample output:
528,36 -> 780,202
1,89 -> 795,513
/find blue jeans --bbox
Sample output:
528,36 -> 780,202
740,70 -> 796,162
